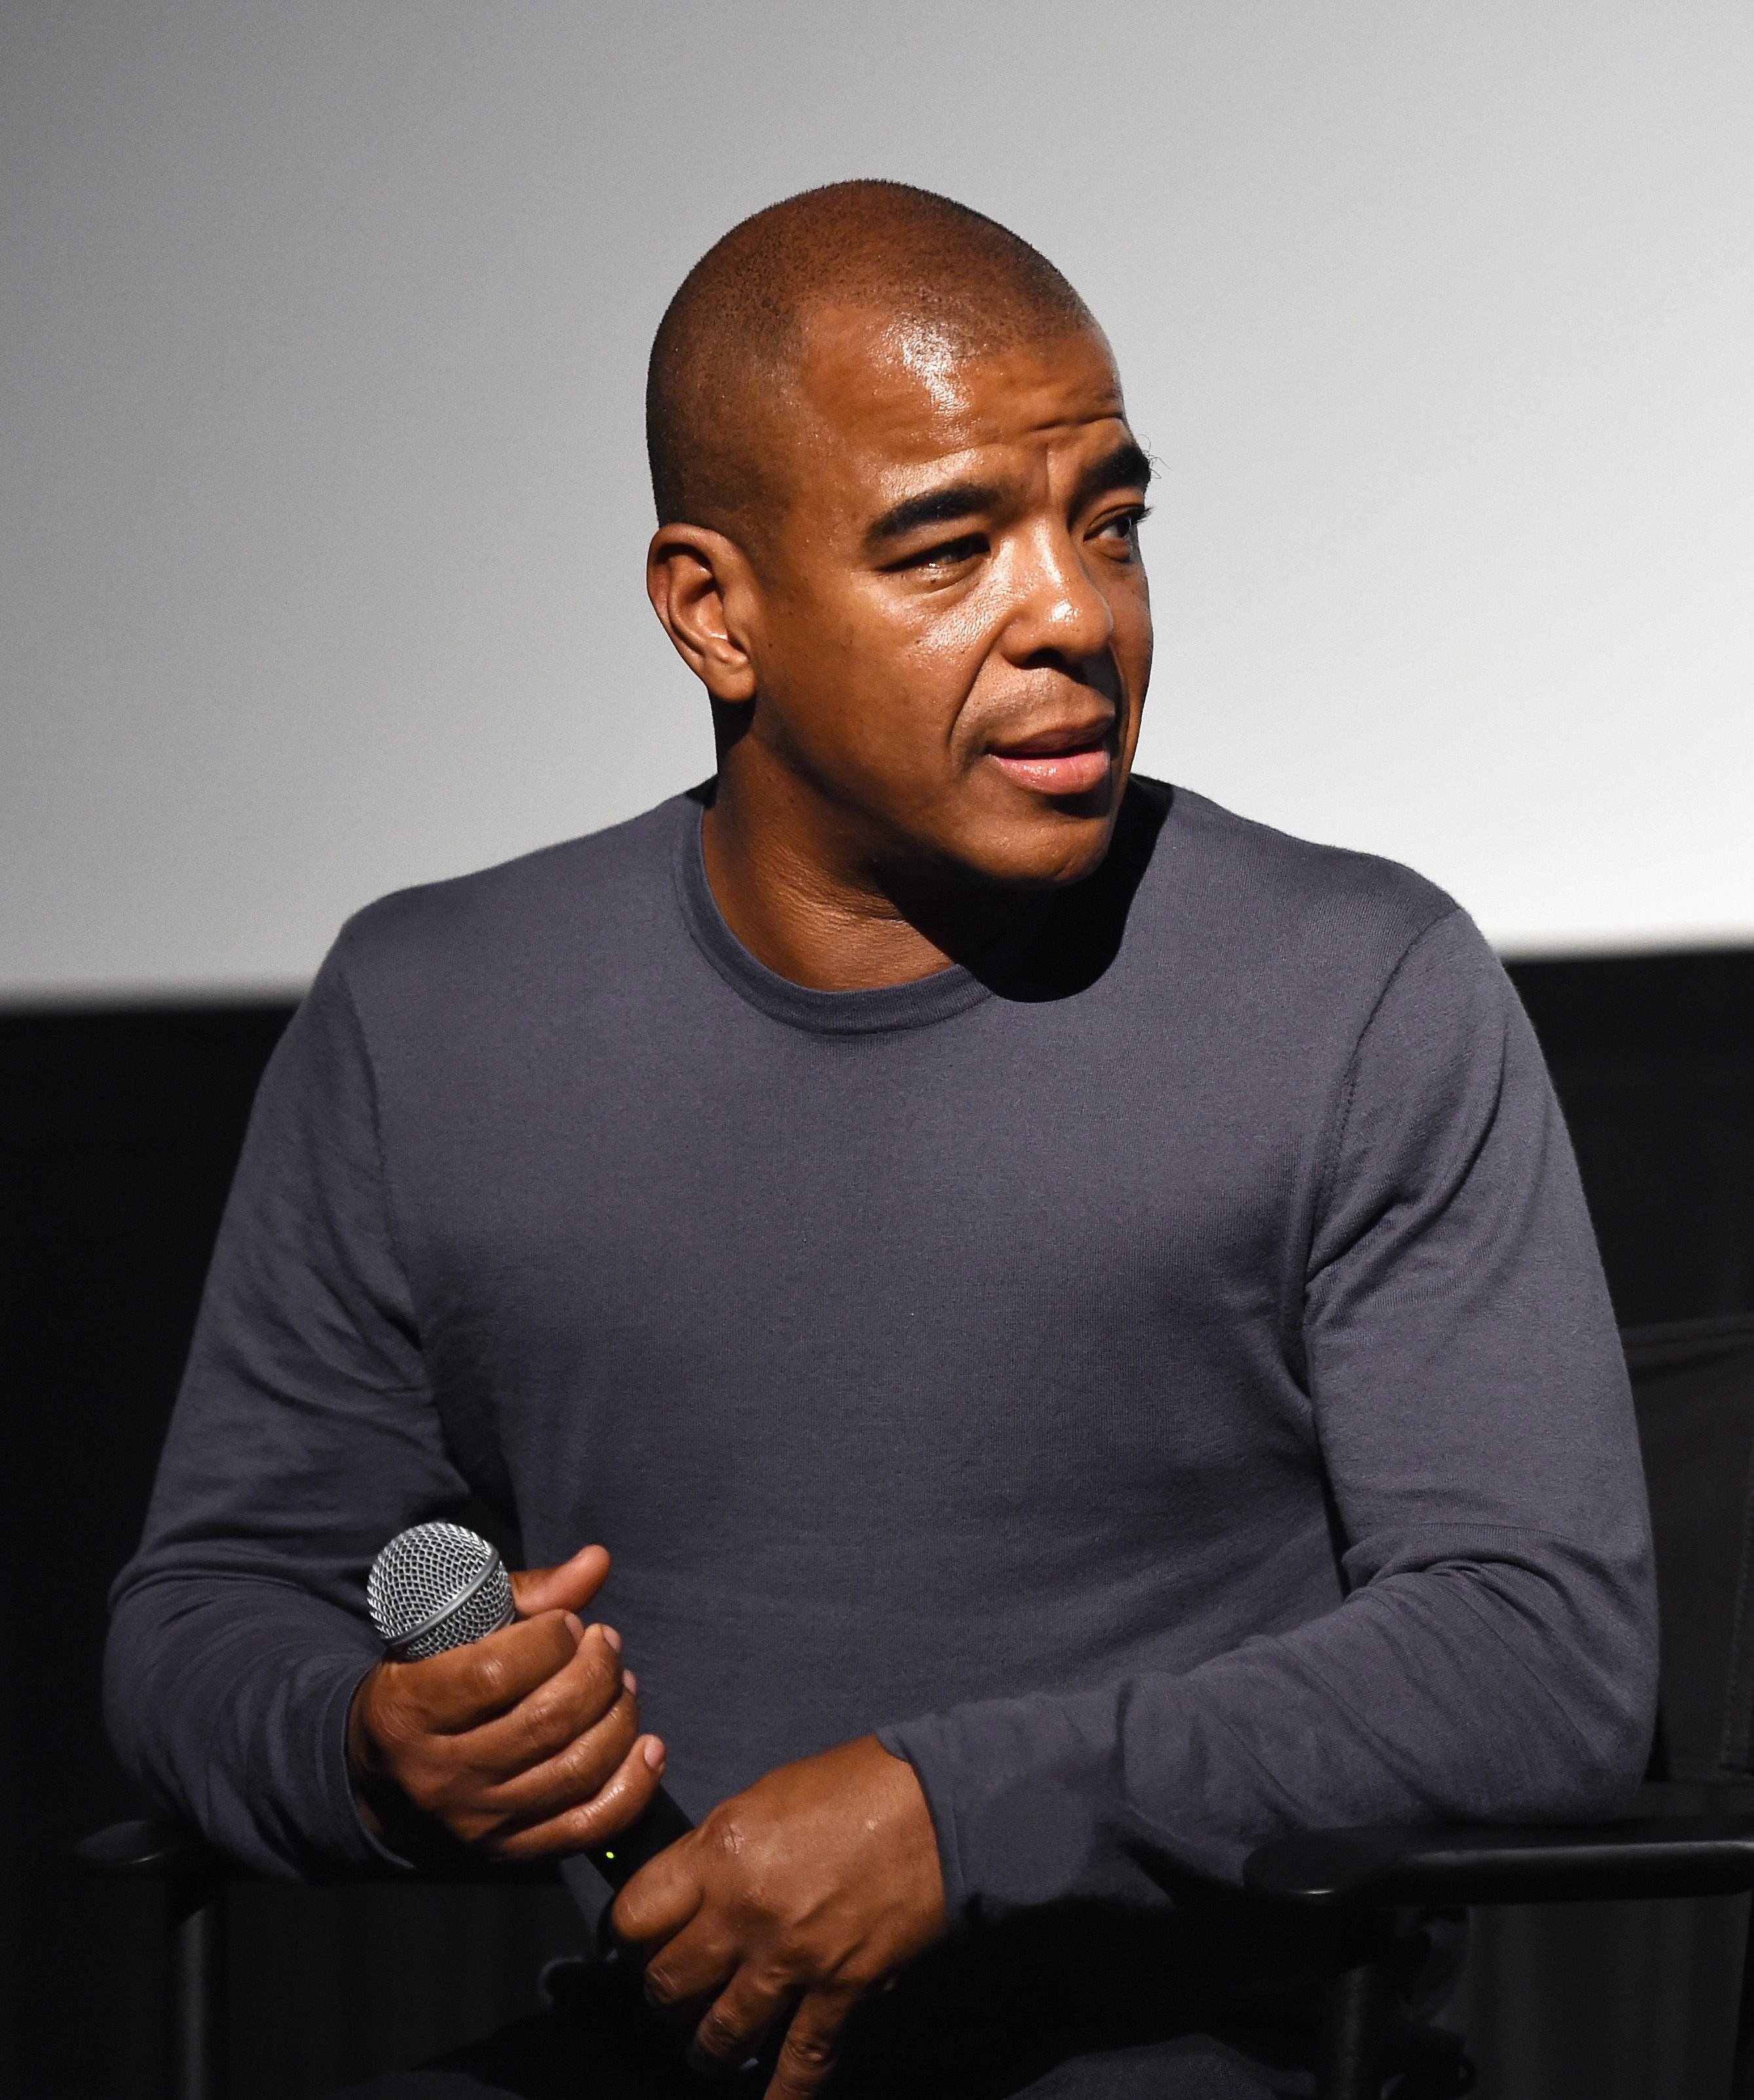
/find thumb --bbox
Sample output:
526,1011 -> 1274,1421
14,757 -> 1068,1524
510,1542 -> 612,1620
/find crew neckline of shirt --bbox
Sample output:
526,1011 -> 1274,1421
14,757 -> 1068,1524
671,798 -> 994,1037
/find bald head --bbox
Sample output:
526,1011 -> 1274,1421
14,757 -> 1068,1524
646,181 -> 1096,542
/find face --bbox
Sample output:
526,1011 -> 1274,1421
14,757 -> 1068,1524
656,307 -> 1153,893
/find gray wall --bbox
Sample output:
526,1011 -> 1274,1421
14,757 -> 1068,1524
5,1 -> 1750,998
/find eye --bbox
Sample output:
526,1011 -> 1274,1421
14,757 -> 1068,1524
886,532 -> 988,573
1092,505 -> 1151,547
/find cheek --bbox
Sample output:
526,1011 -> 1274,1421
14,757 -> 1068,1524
897,601 -> 993,688
760,580 -> 1001,789
1111,575 -> 1153,694
843,601 -> 996,763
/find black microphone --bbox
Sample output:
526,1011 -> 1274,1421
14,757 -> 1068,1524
366,1520 -> 693,1890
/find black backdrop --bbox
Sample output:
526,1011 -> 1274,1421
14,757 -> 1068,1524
3,950 -> 1751,2097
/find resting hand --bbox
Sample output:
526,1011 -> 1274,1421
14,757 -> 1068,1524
611,1734 -> 946,2097
346,1543 -> 666,1860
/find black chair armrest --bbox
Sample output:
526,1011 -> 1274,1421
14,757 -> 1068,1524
75,1817 -> 230,1883
73,1816 -> 561,1887
1245,1785 -> 1754,1908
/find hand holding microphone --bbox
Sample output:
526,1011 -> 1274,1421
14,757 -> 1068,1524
348,1522 -> 944,2099
346,1524 -> 684,1880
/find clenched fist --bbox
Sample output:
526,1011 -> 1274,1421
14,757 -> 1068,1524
346,1543 -> 667,1862
612,1734 -> 946,2097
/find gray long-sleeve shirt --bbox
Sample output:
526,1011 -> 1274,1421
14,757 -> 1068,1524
107,779 -> 1656,2088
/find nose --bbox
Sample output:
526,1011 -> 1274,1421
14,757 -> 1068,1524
1000,520 -> 1115,670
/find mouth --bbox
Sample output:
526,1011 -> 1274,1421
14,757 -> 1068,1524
985,719 -> 1117,798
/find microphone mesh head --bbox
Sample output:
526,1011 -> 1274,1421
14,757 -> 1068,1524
367,1521 -> 515,1660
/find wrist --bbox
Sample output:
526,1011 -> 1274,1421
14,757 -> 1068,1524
858,1733 -> 948,1939
345,1673 -> 385,1831
345,1665 -> 416,1847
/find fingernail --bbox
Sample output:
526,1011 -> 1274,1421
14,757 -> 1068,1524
601,1625 -> 622,1653
643,1736 -> 665,1771
622,1668 -> 638,1695
563,1613 -> 585,1638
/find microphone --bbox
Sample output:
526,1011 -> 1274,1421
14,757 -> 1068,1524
367,1520 -> 694,1890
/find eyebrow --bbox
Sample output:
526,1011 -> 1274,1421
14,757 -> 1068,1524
1073,441 -> 1154,512
863,441 -> 1154,553
865,480 -> 1006,550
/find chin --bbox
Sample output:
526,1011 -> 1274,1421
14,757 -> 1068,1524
959,807 -> 1119,891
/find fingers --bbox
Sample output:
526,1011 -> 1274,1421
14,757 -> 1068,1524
510,1541 -> 612,1619
634,1905 -> 741,2046
685,1967 -> 797,2078
611,1829 -> 708,1952
354,1615 -> 639,1836
764,1989 -> 853,2100
483,1731 -> 669,1862
462,1621 -> 627,1771
407,1630 -> 642,1841
391,1610 -> 589,1733
473,1681 -> 641,1829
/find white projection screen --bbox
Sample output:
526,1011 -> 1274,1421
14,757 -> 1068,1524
4,2 -> 1750,1000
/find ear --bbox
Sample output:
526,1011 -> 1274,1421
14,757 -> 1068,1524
646,523 -> 760,703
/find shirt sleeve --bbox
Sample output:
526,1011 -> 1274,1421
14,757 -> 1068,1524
104,932 -> 470,1877
881,907 -> 1658,1914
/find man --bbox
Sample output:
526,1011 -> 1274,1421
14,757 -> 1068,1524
107,182 -> 1655,2099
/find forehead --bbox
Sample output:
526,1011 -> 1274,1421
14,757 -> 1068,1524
786,305 -> 1128,493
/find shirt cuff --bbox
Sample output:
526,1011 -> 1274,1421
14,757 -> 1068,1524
880,1693 -> 1148,1921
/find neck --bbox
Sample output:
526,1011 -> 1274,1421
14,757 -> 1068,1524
700,764 -> 1026,994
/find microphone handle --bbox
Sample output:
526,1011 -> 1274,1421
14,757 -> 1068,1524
581,1783 -> 694,1892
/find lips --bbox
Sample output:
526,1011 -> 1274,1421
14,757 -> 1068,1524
986,720 -> 1116,797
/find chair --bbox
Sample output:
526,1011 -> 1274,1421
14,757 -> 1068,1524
83,1316 -> 1754,2100
1246,1313 -> 1754,2098
75,1818 -> 565,2100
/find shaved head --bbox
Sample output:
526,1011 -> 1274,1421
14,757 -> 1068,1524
646,181 -> 1096,542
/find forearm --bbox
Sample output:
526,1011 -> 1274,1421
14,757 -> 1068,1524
884,1537 -> 1656,1915
105,1573 -> 393,1877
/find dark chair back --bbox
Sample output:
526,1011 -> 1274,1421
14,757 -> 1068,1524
1628,1315 -> 1754,1783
